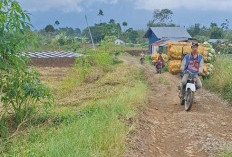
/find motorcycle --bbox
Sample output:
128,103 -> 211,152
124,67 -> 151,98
140,57 -> 145,64
179,71 -> 197,111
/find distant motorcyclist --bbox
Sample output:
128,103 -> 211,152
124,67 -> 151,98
140,52 -> 145,58
140,52 -> 145,64
179,42 -> 204,98
155,52 -> 165,69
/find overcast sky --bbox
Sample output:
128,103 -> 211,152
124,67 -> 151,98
17,0 -> 232,30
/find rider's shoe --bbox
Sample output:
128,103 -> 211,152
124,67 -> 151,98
178,86 -> 183,99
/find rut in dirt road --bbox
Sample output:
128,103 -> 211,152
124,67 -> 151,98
123,57 -> 232,157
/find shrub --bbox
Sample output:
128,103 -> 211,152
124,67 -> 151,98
203,55 -> 232,101
0,0 -> 52,137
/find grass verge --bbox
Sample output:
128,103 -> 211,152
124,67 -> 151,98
218,150 -> 232,157
203,55 -> 232,102
1,58 -> 148,157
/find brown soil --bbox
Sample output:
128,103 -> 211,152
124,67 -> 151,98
122,56 -> 232,157
29,57 -> 75,67
125,50 -> 148,56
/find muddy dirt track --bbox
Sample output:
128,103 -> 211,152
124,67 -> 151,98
122,56 -> 232,157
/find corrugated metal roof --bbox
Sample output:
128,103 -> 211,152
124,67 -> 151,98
149,27 -> 192,39
152,37 -> 189,47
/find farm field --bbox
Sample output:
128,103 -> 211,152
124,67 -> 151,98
1,55 -> 149,156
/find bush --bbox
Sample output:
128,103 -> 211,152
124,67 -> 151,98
0,118 -> 8,139
203,55 -> 232,101
61,36 -> 124,92
224,84 -> 232,100
0,0 -> 52,138
163,61 -> 170,72
145,55 -> 153,65
75,49 -> 114,82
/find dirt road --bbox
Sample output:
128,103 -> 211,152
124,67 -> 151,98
123,57 -> 232,157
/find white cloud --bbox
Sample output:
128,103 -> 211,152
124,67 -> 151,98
135,0 -> 232,11
18,0 -> 118,13
18,0 -> 232,13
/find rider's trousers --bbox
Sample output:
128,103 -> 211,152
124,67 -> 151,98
180,73 -> 202,90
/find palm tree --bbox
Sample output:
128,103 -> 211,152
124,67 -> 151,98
122,21 -> 128,31
54,20 -> 60,27
98,9 -> 104,23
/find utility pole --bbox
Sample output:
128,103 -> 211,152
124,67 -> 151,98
85,15 -> 96,50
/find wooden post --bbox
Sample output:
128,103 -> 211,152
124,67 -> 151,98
85,15 -> 96,50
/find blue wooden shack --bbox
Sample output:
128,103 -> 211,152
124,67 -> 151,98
144,27 -> 192,54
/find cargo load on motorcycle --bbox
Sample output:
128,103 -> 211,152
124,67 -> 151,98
167,42 -> 215,78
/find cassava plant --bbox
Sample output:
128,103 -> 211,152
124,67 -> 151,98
0,0 -> 51,135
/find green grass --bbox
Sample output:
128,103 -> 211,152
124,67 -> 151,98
218,150 -> 232,157
203,55 -> 232,101
1,60 -> 148,157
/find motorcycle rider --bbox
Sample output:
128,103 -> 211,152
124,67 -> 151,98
140,52 -> 145,63
179,42 -> 204,98
156,52 -> 165,68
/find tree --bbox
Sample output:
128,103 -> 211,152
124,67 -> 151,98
153,9 -> 173,25
187,24 -> 201,37
82,22 -> 122,43
54,20 -> 60,27
45,24 -> 55,33
210,27 -> 223,39
122,21 -> 128,32
136,29 -> 147,44
147,21 -> 176,27
199,26 -> 210,37
221,19 -> 229,30
82,25 -> 104,43
122,21 -> 128,27
98,9 -> 104,23
0,0 -> 51,133
59,27 -> 75,38
109,19 -> 115,24
194,35 -> 209,43
124,28 -> 139,43
209,22 -> 223,39
147,9 -> 175,27
210,23 -> 217,28
75,28 -> 81,36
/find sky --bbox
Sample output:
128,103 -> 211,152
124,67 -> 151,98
17,0 -> 232,31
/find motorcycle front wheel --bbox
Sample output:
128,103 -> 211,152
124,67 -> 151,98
185,89 -> 194,111
179,87 -> 185,105
180,98 -> 185,106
